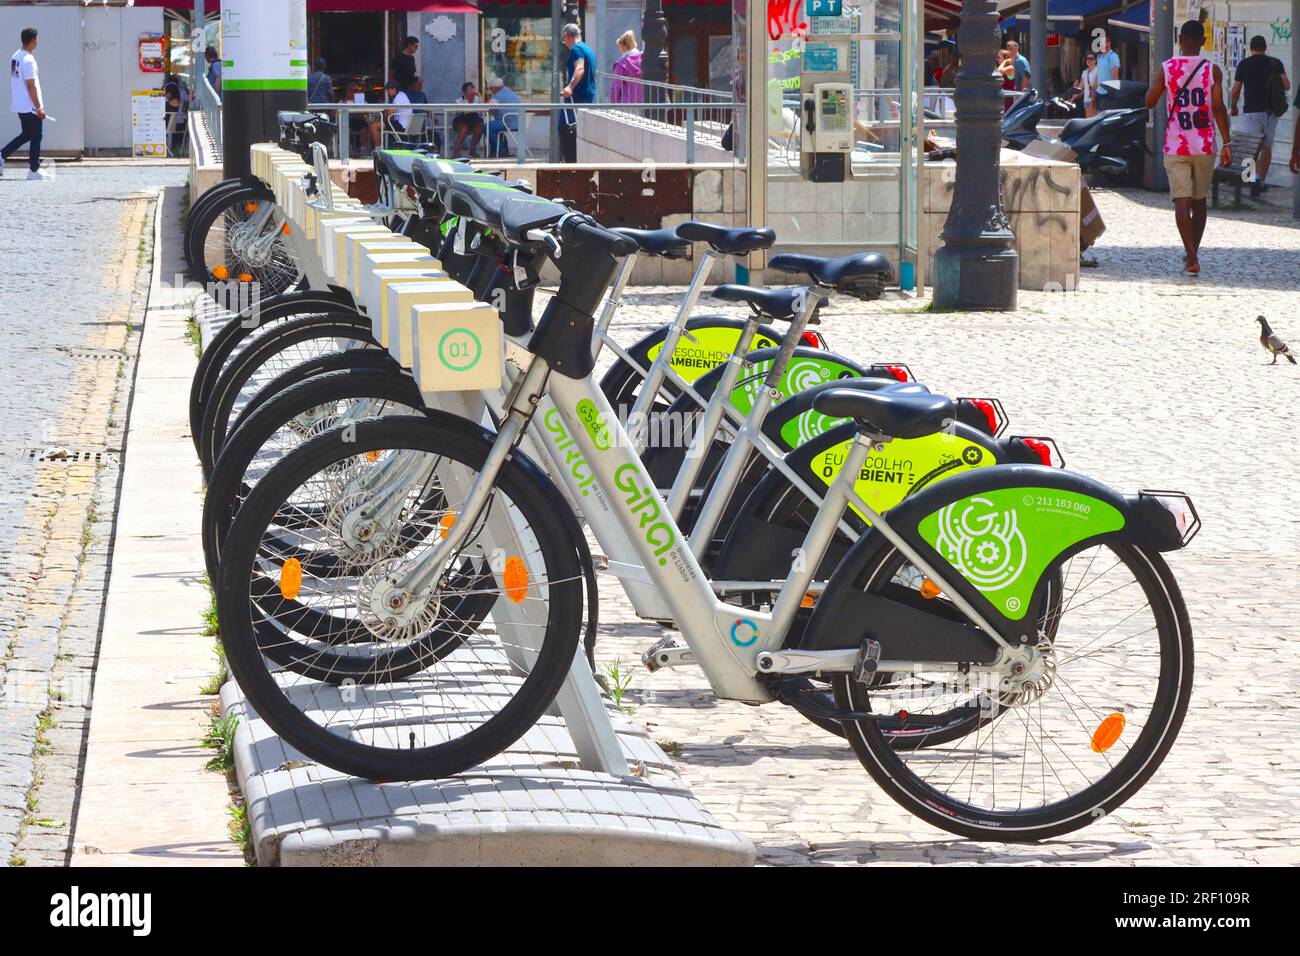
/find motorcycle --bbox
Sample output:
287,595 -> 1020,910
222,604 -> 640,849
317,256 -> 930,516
1001,85 -> 1148,186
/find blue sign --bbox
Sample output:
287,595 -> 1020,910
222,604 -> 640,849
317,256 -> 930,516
802,43 -> 841,72
806,0 -> 843,15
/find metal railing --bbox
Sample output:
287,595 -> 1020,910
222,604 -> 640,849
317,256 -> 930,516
197,73 -> 222,156
303,99 -> 739,166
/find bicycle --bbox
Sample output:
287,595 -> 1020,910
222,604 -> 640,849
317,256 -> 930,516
216,181 -> 1199,840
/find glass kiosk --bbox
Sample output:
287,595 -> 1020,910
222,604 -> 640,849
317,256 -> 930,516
731,0 -> 927,289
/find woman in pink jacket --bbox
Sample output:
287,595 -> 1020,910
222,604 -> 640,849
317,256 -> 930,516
610,31 -> 643,104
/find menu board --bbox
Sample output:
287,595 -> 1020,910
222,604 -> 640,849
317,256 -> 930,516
131,90 -> 168,158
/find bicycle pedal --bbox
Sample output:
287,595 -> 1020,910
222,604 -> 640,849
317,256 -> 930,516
852,638 -> 882,685
642,636 -> 695,672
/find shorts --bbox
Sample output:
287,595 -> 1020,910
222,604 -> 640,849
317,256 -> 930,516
1236,110 -> 1280,149
1163,153 -> 1216,201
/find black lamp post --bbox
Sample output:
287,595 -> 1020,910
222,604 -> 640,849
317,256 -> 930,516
932,0 -> 1018,311
642,0 -> 669,86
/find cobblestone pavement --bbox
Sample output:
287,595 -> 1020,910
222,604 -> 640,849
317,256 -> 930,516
593,186 -> 1300,865
0,162 -> 184,865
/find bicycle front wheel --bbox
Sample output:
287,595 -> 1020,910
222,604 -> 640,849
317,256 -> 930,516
217,415 -> 583,781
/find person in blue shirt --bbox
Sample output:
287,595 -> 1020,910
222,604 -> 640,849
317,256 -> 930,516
486,76 -> 523,158
1094,35 -> 1121,85
1007,40 -> 1031,91
558,23 -> 595,162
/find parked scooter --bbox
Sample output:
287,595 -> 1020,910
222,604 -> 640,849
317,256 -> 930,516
1001,85 -> 1148,186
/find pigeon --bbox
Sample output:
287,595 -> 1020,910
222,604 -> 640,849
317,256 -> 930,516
1258,316 -> 1296,365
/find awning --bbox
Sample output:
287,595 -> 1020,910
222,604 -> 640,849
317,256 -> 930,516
126,1 -> 480,11
999,0 -> 1128,35
1107,2 -> 1150,35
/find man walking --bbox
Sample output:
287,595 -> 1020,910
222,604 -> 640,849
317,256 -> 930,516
1230,35 -> 1290,196
558,23 -> 596,163
1,27 -> 49,180
1145,19 -> 1232,276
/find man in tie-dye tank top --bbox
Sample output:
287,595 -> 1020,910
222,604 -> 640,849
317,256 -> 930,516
1144,20 -> 1232,275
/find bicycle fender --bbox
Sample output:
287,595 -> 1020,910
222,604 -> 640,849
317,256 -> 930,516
806,464 -> 1190,648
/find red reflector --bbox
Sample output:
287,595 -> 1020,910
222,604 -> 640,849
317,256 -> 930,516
970,398 -> 999,436
897,709 -> 910,720
799,331 -> 821,348
884,364 -> 909,382
1023,438 -> 1053,466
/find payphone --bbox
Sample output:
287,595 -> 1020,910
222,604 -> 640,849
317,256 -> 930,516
798,35 -> 853,182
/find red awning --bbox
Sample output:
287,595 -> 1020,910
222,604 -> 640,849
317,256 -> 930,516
128,1 -> 480,12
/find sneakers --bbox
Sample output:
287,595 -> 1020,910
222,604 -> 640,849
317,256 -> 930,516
27,166 -> 53,180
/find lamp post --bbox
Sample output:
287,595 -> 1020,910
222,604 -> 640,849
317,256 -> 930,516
932,0 -> 1018,311
642,0 -> 669,86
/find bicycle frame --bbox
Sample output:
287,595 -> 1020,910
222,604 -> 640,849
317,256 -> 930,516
408,343 -> 1019,705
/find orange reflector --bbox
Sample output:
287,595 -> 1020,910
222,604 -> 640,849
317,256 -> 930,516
1091,713 -> 1126,753
800,591 -> 817,607
919,578 -> 942,599
503,556 -> 528,603
438,512 -> 457,538
244,201 -> 259,213
238,272 -> 254,283
365,449 -> 383,463
279,558 -> 303,601
212,264 -> 230,281
281,223 -> 291,235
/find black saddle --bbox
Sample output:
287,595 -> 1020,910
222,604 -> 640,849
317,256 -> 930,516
612,227 -> 690,259
372,149 -> 425,188
410,156 -> 480,197
712,284 -> 826,322
278,110 -> 330,129
444,178 -> 568,240
1061,113 -> 1107,140
676,221 -> 775,256
768,251 -> 894,299
812,387 -> 954,440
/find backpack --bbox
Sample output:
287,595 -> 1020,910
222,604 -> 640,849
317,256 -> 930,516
1266,59 -> 1288,116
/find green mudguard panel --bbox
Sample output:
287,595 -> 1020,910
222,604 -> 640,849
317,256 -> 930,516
727,354 -> 861,417
918,487 -> 1125,620
644,325 -> 780,382
814,431 -> 996,523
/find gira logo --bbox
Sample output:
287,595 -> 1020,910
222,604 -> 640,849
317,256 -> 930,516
542,408 -> 596,497
612,463 -> 676,565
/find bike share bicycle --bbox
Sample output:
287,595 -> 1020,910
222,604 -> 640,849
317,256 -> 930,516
200,138 -> 1058,748
213,168 -> 1200,841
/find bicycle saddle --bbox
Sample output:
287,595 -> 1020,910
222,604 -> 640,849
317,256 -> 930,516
812,387 -> 954,440
768,251 -> 894,299
372,149 -> 425,188
444,178 -> 567,240
712,284 -> 826,322
676,221 -> 776,256
611,226 -> 690,260
278,110 -> 331,129
411,156 -> 479,196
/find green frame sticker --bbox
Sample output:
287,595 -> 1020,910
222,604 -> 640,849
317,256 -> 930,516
918,487 -> 1125,620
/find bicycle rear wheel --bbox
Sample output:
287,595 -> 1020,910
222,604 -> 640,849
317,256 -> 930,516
830,540 -> 1192,841
217,415 -> 583,781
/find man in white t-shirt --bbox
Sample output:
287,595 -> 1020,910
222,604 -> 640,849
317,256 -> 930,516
1,27 -> 50,180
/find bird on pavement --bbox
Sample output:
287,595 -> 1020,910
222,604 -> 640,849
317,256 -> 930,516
1258,316 -> 1296,365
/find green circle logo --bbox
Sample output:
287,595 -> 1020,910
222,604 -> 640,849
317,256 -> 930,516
438,327 -> 482,372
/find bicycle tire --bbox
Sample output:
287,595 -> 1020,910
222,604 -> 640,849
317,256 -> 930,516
188,288 -> 358,452
197,313 -> 378,477
217,415 -> 583,781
